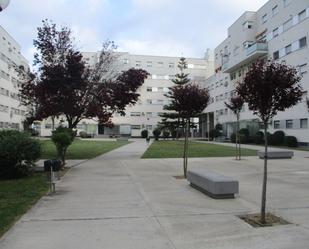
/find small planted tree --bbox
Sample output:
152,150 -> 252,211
153,128 -> 161,141
225,96 -> 244,160
51,127 -> 76,167
171,84 -> 210,178
237,60 -> 303,224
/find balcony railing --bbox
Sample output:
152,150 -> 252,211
222,42 -> 268,73
246,42 -> 268,56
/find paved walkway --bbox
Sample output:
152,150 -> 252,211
1,140 -> 309,248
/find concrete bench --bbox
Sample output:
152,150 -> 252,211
187,169 -> 239,199
257,151 -> 294,159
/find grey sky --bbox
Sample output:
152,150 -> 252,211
1,0 -> 268,62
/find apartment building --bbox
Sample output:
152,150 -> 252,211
37,51 -> 214,137
201,0 -> 309,144
0,25 -> 28,131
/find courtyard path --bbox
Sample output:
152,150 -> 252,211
1,139 -> 309,249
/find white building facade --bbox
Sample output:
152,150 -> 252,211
37,52 -> 214,137
201,0 -> 309,145
0,25 -> 28,131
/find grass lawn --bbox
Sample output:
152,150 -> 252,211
0,174 -> 48,237
40,139 -> 130,159
142,140 -> 257,158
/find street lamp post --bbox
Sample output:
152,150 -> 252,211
0,0 -> 10,12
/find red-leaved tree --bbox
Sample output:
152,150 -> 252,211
171,84 -> 210,177
225,96 -> 244,160
237,60 -> 303,224
20,20 -> 149,130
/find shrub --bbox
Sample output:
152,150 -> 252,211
272,130 -> 285,145
163,131 -> 170,140
230,133 -> 236,143
209,129 -> 220,141
153,128 -> 161,141
237,128 -> 249,144
285,136 -> 298,147
215,123 -> 223,131
254,131 -> 264,144
51,126 -> 76,166
171,130 -> 177,139
0,130 -> 41,179
141,130 -> 148,138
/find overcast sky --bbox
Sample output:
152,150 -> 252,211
1,0 -> 268,62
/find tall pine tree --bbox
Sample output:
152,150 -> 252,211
159,57 -> 190,137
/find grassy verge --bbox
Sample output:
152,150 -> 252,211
40,139 -> 130,159
0,174 -> 48,237
142,140 -> 257,158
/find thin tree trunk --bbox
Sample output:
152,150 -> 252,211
51,116 -> 55,131
261,123 -> 268,224
183,119 -> 189,178
183,122 -> 187,178
185,120 -> 190,174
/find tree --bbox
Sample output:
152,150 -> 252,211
225,96 -> 244,160
20,20 -> 149,130
237,60 -> 303,224
171,84 -> 210,178
51,126 -> 76,166
159,57 -> 190,138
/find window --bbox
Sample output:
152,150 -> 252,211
300,119 -> 308,129
299,10 -> 306,22
130,112 -> 141,117
147,87 -> 152,92
146,125 -> 153,130
243,21 -> 253,30
45,124 -> 53,129
274,121 -> 280,129
273,51 -> 279,60
157,100 -> 164,105
131,125 -> 141,130
285,44 -> 292,55
262,14 -> 267,23
283,18 -> 292,31
135,61 -> 142,67
146,61 -> 152,68
147,99 -> 152,105
273,28 -> 279,38
230,73 -> 236,80
272,5 -> 279,16
299,64 -> 307,75
283,0 -> 291,7
146,112 -> 153,118
168,63 -> 174,68
286,119 -> 293,129
299,37 -> 307,48
157,62 -> 164,68
163,87 -> 169,93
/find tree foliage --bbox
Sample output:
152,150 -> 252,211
237,59 -> 303,224
225,96 -> 244,159
171,83 -> 210,177
159,57 -> 190,135
170,84 -> 210,119
20,20 -> 149,129
237,60 -> 302,123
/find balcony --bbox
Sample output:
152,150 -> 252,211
222,42 -> 268,73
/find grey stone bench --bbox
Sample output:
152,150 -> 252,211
257,151 -> 294,159
187,169 -> 239,199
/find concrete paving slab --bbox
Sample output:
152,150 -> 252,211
2,139 -> 309,249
